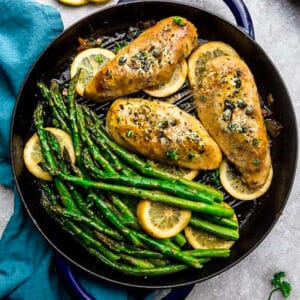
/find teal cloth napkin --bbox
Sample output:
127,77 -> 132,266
0,1 -> 154,299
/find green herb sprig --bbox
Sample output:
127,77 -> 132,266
268,272 -> 291,300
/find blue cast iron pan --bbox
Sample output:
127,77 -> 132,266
10,0 -> 297,299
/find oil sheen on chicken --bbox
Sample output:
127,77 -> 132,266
84,17 -> 198,101
194,56 -> 271,188
106,98 -> 222,170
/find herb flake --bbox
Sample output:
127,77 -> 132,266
126,130 -> 134,138
173,16 -> 186,26
95,54 -> 104,64
166,149 -> 179,160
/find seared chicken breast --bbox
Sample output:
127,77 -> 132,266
85,17 -> 198,101
106,98 -> 222,170
194,56 -> 271,188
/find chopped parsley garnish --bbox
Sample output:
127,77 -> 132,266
173,16 -> 186,26
252,138 -> 260,147
166,149 -> 179,160
252,158 -> 260,166
209,169 -> 220,185
126,130 -> 134,138
95,54 -> 104,64
199,95 -> 207,102
188,153 -> 195,161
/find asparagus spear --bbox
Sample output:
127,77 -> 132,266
119,253 -> 155,269
34,104 -> 77,212
196,213 -> 239,230
172,232 -> 187,247
49,169 -> 234,218
76,104 -> 115,174
87,247 -> 189,276
95,231 -> 164,259
65,74 -> 81,162
82,149 -> 215,204
183,249 -> 230,258
37,82 -> 70,134
189,216 -> 239,241
40,196 -> 120,262
88,192 -> 143,247
50,80 -> 69,120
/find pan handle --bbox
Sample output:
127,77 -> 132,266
118,0 -> 255,39
56,256 -> 95,300
56,2 -> 254,299
222,0 -> 255,39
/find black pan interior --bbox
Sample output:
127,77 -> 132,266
10,0 -> 298,289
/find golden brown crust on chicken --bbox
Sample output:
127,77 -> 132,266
84,17 -> 198,102
106,98 -> 222,170
194,56 -> 271,188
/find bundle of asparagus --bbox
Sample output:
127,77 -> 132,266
28,76 -> 239,276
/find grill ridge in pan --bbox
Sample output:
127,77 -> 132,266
10,1 -> 297,288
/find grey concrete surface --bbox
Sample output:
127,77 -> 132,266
1,0 -> 299,299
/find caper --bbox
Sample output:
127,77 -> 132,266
118,55 -> 127,65
152,47 -> 161,57
245,105 -> 254,115
222,109 -> 232,121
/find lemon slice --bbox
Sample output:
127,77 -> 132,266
149,161 -> 198,180
137,199 -> 191,239
188,41 -> 239,89
90,0 -> 110,2
59,0 -> 90,6
219,159 -> 273,201
144,59 -> 187,97
70,48 -> 115,96
185,226 -> 236,249
185,203 -> 238,249
23,127 -> 75,181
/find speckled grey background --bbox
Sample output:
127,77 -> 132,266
1,0 -> 299,299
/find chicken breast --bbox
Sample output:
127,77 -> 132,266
194,56 -> 271,188
106,98 -> 222,170
84,17 -> 198,102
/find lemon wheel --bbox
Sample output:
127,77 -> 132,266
59,0 -> 90,6
148,161 -> 198,180
91,0 -> 110,3
185,203 -> 238,249
23,128 -> 75,181
185,226 -> 236,249
144,59 -> 187,97
219,159 -> 273,201
188,41 -> 239,89
70,48 -> 115,96
137,199 -> 191,239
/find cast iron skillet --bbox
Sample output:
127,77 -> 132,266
10,0 -> 297,290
